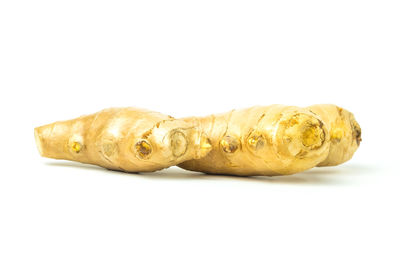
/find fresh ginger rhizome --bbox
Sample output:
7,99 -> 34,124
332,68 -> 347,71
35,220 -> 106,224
34,105 -> 361,176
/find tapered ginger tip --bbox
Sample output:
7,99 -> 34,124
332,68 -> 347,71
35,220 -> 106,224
34,128 -> 43,156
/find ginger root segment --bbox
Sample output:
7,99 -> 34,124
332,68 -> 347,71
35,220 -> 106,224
35,105 -> 361,176
308,104 -> 361,166
178,105 -> 330,176
34,108 -> 211,172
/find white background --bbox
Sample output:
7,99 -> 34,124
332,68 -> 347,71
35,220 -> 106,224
1,1 -> 399,266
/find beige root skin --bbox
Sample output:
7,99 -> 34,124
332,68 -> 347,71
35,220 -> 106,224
35,105 -> 361,176
308,104 -> 361,166
178,104 -> 361,176
178,105 -> 330,176
34,108 -> 211,172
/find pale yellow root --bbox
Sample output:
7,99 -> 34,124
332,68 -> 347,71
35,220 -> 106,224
34,107 -> 211,172
35,105 -> 361,176
178,105 -> 330,176
308,104 -> 361,166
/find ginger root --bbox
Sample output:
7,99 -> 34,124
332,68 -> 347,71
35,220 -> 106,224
34,105 -> 361,176
34,108 -> 211,172
178,105 -> 361,176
